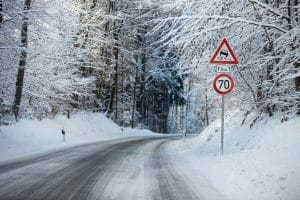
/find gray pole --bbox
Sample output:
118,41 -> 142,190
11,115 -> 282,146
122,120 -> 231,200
221,95 -> 225,155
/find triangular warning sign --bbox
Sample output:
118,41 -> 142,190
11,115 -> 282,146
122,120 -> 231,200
209,38 -> 239,65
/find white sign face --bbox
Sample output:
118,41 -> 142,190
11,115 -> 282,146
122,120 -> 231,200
213,73 -> 235,95
214,66 -> 236,73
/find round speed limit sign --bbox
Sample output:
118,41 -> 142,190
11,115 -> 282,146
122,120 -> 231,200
213,73 -> 234,95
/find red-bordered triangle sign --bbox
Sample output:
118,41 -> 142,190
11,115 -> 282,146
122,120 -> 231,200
209,38 -> 239,65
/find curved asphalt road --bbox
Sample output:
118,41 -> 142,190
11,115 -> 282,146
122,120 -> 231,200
0,136 -> 225,200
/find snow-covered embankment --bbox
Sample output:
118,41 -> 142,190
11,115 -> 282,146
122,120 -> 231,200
0,112 -> 153,162
167,111 -> 300,200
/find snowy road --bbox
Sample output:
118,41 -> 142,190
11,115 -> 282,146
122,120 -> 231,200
0,136 -> 225,200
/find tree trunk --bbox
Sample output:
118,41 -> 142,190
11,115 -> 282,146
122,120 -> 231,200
140,46 -> 146,124
0,0 -> 3,24
287,0 -> 300,113
13,0 -> 31,120
294,73 -> 300,91
120,52 -> 125,126
288,0 -> 293,29
107,22 -> 119,117
295,61 -> 300,94
205,87 -> 209,126
295,0 -> 299,23
294,1 -> 300,93
102,22 -> 111,110
131,63 -> 138,128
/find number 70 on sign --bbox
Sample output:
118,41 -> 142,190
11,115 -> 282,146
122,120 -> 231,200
213,73 -> 235,95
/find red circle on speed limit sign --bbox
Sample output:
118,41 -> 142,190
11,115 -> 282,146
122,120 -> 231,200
213,73 -> 234,95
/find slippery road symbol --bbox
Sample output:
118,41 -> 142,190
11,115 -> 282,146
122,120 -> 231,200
209,38 -> 239,65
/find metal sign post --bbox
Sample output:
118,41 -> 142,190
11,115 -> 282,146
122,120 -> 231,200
221,95 -> 225,155
209,37 -> 239,156
213,74 -> 234,155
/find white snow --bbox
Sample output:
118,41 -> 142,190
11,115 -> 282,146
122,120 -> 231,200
166,111 -> 300,200
0,112 -> 154,162
1,110 -> 299,200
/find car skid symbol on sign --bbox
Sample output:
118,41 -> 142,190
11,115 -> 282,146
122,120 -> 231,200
219,49 -> 228,58
217,49 -> 231,61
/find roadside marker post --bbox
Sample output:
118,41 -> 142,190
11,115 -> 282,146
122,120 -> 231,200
209,38 -> 238,156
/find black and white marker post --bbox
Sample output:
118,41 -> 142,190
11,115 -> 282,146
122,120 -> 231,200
61,128 -> 66,142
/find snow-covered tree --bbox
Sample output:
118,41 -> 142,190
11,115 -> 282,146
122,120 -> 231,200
151,0 -> 300,132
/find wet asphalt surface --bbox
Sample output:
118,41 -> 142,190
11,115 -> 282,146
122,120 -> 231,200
0,136 -> 222,200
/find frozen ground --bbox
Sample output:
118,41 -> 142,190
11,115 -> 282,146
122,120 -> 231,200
165,111 -> 300,200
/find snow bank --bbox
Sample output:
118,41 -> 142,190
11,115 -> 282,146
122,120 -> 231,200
167,111 -> 300,200
0,112 -> 154,162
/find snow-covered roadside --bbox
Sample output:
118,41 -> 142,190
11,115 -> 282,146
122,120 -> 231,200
0,112 -> 154,163
166,111 -> 300,200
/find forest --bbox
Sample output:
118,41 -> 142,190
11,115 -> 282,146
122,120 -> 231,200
0,0 -> 299,133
